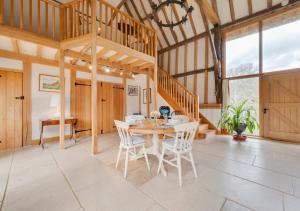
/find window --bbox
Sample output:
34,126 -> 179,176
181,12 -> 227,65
225,25 -> 259,78
229,77 -> 260,135
263,17 -> 300,73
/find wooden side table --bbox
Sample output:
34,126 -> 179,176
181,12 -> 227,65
39,118 -> 77,149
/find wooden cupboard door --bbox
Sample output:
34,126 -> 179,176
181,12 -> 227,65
113,84 -> 124,123
75,81 -> 91,137
262,72 -> 300,142
0,71 -> 23,149
100,82 -> 114,134
0,71 -> 7,150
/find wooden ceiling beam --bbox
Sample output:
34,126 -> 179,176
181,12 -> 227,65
157,0 -> 178,43
127,0 -> 163,49
11,39 -> 19,53
247,0 -> 253,15
268,0 -> 273,8
228,0 -> 236,21
171,4 -> 187,40
200,0 -> 220,25
36,45 -> 43,57
142,0 -> 170,47
211,0 -> 220,23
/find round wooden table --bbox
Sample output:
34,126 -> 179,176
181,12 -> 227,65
129,119 -> 174,176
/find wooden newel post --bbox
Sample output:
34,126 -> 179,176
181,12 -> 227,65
91,0 -> 98,155
59,49 -> 65,150
153,34 -> 158,111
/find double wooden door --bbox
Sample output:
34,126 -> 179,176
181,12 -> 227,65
0,71 -> 23,150
262,71 -> 300,142
75,80 -> 124,136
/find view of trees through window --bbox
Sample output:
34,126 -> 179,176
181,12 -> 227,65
226,29 -> 259,78
229,77 -> 260,135
263,19 -> 300,72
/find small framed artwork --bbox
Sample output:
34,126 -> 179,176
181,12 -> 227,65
143,88 -> 151,104
128,85 -> 138,96
39,74 -> 60,92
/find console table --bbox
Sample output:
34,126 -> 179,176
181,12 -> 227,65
39,118 -> 77,149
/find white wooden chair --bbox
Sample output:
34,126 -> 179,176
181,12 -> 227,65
114,120 -> 150,178
157,122 -> 199,187
164,115 -> 190,139
125,115 -> 145,125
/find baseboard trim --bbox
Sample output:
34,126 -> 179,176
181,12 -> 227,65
31,135 -> 73,145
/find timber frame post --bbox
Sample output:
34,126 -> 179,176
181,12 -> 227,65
197,0 -> 223,104
59,48 -> 65,150
91,0 -> 98,155
153,34 -> 158,110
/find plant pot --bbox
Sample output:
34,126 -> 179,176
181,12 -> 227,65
220,128 -> 229,135
233,134 -> 247,141
233,123 -> 247,141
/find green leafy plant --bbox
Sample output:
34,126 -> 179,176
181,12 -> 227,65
218,100 -> 259,135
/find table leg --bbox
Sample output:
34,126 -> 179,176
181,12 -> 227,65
40,126 -> 44,149
145,134 -> 167,176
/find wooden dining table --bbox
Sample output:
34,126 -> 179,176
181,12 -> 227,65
129,119 -> 174,176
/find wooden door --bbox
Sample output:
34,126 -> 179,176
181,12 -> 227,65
0,71 -> 23,150
262,71 -> 300,142
75,80 -> 124,136
75,80 -> 91,137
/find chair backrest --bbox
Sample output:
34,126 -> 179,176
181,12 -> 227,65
125,115 -> 145,124
173,122 -> 199,152
114,120 -> 133,147
171,115 -> 189,124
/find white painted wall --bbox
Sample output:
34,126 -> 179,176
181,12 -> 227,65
200,109 -> 222,128
31,64 -> 71,140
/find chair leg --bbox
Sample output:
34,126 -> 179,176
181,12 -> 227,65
115,146 -> 122,169
157,145 -> 165,175
177,154 -> 182,187
124,148 -> 129,178
143,145 -> 150,171
189,151 -> 198,178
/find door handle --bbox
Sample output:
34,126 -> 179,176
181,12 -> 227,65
15,96 -> 24,100
263,108 -> 269,114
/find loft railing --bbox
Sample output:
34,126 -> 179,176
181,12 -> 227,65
60,0 -> 156,57
158,68 -> 199,120
0,0 -> 157,57
0,0 -> 61,40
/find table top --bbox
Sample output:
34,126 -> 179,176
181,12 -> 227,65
40,117 -> 77,126
129,119 -> 174,135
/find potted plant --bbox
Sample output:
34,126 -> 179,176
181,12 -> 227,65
218,100 -> 259,141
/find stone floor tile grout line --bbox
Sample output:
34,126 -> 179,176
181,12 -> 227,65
51,152 -> 85,211
0,152 -> 14,211
219,198 -> 227,211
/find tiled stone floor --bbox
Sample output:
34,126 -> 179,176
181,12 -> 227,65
1,133 -> 300,211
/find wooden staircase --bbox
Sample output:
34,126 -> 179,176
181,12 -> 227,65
157,68 -> 217,138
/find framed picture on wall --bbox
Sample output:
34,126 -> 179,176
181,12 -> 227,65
39,74 -> 60,92
128,85 -> 138,96
143,88 -> 151,104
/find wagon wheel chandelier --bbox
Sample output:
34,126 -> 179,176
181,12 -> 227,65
149,0 -> 193,29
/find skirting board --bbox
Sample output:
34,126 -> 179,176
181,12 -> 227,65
31,135 -> 73,145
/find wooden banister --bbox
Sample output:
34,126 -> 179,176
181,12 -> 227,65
158,68 -> 200,121
1,0 -> 157,57
60,0 -> 156,57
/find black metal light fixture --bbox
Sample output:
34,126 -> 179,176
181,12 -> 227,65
149,0 -> 193,29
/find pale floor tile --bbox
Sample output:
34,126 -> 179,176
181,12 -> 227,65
197,168 -> 284,211
2,134 -> 300,210
292,177 -> 300,198
75,174 -> 154,211
147,204 -> 167,211
221,200 -> 252,211
284,194 -> 300,211
254,156 -> 300,178
216,159 -> 294,194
